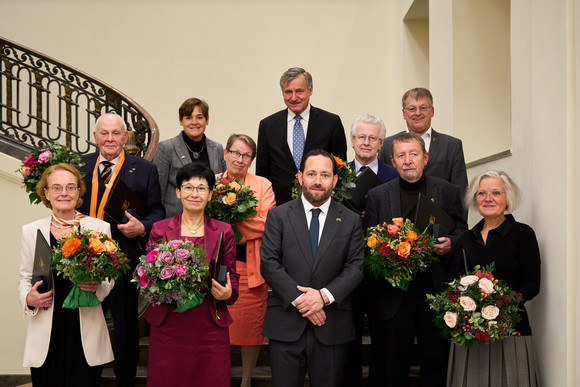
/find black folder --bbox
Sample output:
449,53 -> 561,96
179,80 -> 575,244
343,167 -> 383,214
214,231 -> 227,286
104,177 -> 149,224
414,193 -> 456,239
32,229 -> 53,293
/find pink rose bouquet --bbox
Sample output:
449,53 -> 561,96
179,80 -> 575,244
133,239 -> 210,313
17,142 -> 84,204
427,263 -> 523,347
365,218 -> 437,290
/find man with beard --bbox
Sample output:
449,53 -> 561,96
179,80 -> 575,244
364,132 -> 467,386
260,149 -> 364,386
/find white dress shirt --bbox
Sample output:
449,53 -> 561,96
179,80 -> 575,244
286,104 -> 311,157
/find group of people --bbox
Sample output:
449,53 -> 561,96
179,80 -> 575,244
18,66 -> 541,387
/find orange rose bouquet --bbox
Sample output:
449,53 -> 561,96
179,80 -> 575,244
365,218 -> 437,290
52,229 -> 130,309
204,177 -> 258,242
292,155 -> 356,203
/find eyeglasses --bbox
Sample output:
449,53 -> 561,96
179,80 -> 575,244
226,149 -> 253,162
353,135 -> 380,144
47,185 -> 78,194
180,185 -> 210,195
475,191 -> 505,199
404,106 -> 431,114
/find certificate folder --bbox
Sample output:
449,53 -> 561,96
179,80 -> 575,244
104,177 -> 149,224
414,193 -> 456,239
32,229 -> 53,293
214,231 -> 227,286
344,167 -> 383,214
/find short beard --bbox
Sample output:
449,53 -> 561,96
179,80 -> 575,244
302,185 -> 332,206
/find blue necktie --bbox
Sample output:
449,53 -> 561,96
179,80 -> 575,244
310,208 -> 321,258
293,115 -> 305,169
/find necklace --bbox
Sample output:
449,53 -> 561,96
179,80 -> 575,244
184,140 -> 205,160
182,219 -> 204,234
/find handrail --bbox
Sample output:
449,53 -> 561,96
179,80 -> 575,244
0,36 -> 158,160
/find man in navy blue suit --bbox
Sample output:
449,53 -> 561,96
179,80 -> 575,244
79,113 -> 165,386
349,114 -> 398,183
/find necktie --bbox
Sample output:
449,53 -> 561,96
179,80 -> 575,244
310,208 -> 321,258
293,115 -> 305,169
358,165 -> 368,175
101,161 -> 113,184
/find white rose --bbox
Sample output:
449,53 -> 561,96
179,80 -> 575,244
481,305 -> 500,320
443,311 -> 458,328
478,278 -> 494,294
459,296 -> 477,311
460,275 -> 479,287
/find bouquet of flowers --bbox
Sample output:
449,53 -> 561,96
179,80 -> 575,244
205,177 -> 258,242
426,264 -> 523,347
18,142 -> 85,204
52,229 -> 130,309
365,217 -> 437,290
133,239 -> 210,313
292,155 -> 356,203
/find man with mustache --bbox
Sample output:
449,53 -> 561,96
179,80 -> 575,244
378,88 -> 468,190
260,149 -> 364,386
363,133 -> 467,386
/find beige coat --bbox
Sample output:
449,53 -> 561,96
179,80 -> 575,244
19,216 -> 115,367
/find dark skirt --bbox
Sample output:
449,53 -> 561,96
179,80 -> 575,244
447,336 -> 541,387
146,297 -> 230,387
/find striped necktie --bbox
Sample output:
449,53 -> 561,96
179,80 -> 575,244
101,161 -> 113,184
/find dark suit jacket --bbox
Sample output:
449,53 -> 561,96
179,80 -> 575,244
260,199 -> 364,345
143,213 -> 239,328
363,176 -> 468,320
79,152 -> 165,269
256,106 -> 347,205
378,129 -> 468,189
349,160 -> 399,183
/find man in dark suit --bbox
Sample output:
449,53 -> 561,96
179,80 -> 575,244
364,133 -> 467,387
78,113 -> 165,386
349,113 -> 398,183
378,88 -> 468,189
261,149 -> 364,386
256,67 -> 347,205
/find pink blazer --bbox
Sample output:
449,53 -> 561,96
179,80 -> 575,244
144,213 -> 239,328
19,216 -> 114,367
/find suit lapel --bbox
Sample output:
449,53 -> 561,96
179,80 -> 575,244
174,136 -> 192,168
276,112 -> 295,168
287,200 -> 314,267
387,182 -> 401,217
303,106 -> 318,151
425,129 -> 439,172
312,200 -> 342,272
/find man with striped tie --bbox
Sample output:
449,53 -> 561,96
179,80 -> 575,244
256,67 -> 347,205
78,112 -> 165,386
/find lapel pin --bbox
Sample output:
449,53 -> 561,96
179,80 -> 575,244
129,168 -> 136,173
181,155 -> 186,159
336,218 -> 342,222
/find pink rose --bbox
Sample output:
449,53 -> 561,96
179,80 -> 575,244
146,249 -> 159,263
159,251 -> 175,265
386,224 -> 399,236
478,278 -> 494,294
481,305 -> 500,320
459,275 -> 479,287
38,150 -> 52,163
159,266 -> 175,280
88,230 -> 102,239
103,240 -> 117,253
168,240 -> 183,249
443,311 -> 458,328
173,264 -> 187,278
21,166 -> 30,177
23,154 -> 35,167
459,296 -> 477,311
174,248 -> 189,262
136,265 -> 147,277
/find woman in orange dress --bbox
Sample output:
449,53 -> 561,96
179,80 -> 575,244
217,134 -> 276,387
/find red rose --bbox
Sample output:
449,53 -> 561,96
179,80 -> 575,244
475,330 -> 491,341
378,242 -> 394,257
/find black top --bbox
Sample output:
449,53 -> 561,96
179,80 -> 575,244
181,131 -> 210,166
398,174 -> 427,220
449,214 -> 541,335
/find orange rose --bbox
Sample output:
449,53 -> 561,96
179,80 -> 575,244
406,230 -> 418,242
367,233 -> 381,248
333,156 -> 347,167
62,238 -> 81,257
395,241 -> 411,258
88,237 -> 105,254
103,240 -> 118,253
386,224 -> 399,236
222,192 -> 237,205
392,218 -> 404,226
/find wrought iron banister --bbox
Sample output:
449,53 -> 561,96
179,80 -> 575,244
0,36 -> 159,161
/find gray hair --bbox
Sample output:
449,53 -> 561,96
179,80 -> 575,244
349,114 -> 386,139
95,112 -> 127,132
464,170 -> 522,212
279,67 -> 313,90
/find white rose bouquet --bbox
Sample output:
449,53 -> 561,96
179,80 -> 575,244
426,263 -> 523,347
